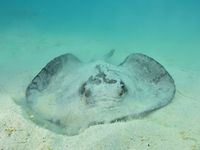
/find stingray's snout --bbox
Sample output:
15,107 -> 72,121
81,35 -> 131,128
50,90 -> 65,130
79,79 -> 128,106
79,64 -> 129,105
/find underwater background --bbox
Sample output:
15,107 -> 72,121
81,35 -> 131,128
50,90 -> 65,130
0,0 -> 200,150
0,0 -> 200,70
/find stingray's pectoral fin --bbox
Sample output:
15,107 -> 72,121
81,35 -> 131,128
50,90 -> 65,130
119,53 -> 176,110
26,53 -> 81,102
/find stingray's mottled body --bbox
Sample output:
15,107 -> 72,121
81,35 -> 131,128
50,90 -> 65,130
25,51 -> 175,135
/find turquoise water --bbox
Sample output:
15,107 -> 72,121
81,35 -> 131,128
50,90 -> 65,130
0,1 -> 200,149
0,0 -> 200,70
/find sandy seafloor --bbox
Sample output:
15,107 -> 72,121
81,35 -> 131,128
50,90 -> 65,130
0,1 -> 200,149
0,28 -> 199,150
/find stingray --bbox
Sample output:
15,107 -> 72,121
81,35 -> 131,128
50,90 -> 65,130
25,50 -> 175,135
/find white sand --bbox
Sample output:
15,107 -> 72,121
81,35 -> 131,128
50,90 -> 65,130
0,31 -> 200,150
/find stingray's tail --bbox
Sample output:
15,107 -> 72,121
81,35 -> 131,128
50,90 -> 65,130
103,49 -> 115,60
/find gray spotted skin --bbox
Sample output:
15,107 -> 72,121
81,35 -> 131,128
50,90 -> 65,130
25,52 -> 175,135
115,53 -> 175,121
120,53 -> 175,105
26,54 -> 81,104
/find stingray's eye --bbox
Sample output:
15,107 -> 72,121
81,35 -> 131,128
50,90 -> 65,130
79,82 -> 86,95
119,80 -> 128,96
79,83 -> 92,98
84,90 -> 91,98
